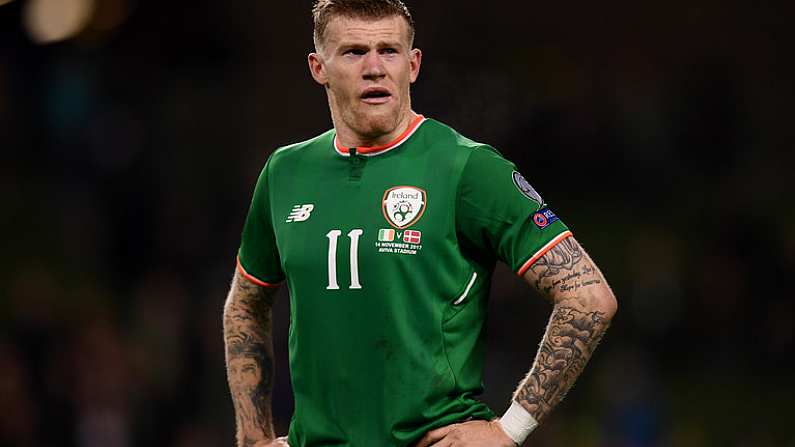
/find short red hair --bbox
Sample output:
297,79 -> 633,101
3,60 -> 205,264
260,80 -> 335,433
312,0 -> 416,50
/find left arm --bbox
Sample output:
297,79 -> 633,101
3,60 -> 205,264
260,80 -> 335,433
416,236 -> 617,446
512,236 -> 617,426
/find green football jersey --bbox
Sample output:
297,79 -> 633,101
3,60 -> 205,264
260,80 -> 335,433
237,115 -> 571,447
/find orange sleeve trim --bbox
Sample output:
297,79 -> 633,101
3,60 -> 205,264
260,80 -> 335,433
236,256 -> 282,288
516,230 -> 574,277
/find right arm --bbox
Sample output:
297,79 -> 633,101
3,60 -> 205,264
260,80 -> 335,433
223,269 -> 283,447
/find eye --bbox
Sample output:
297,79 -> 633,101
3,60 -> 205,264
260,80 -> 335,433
381,47 -> 398,55
343,48 -> 366,56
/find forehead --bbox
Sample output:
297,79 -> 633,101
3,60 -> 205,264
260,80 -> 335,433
324,15 -> 410,47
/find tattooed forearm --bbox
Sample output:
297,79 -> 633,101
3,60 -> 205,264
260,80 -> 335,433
517,236 -> 617,423
513,305 -> 610,421
224,270 -> 278,446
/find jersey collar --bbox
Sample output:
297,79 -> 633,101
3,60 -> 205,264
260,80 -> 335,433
334,115 -> 426,157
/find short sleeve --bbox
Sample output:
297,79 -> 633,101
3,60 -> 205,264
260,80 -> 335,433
237,159 -> 285,287
456,146 -> 572,276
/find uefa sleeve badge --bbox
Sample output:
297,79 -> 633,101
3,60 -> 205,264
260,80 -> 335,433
532,207 -> 559,229
512,171 -> 543,207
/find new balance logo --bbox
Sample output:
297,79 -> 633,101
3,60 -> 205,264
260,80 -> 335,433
286,204 -> 314,223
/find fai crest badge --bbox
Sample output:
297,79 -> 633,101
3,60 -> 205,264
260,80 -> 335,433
382,186 -> 426,229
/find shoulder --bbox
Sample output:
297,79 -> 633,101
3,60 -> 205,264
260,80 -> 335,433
267,129 -> 335,169
418,119 -> 513,192
422,118 -> 504,163
423,121 -> 519,195
423,118 -> 487,150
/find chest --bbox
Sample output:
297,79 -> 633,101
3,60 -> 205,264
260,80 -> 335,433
268,153 -> 461,290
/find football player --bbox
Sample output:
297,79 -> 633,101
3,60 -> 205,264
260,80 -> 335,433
223,1 -> 617,446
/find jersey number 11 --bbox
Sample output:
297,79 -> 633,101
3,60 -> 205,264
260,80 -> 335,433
326,229 -> 363,290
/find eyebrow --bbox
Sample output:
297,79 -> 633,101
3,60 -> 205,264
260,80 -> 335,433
336,37 -> 405,48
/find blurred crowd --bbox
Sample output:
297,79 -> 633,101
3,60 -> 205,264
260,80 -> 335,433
1,1 -> 793,446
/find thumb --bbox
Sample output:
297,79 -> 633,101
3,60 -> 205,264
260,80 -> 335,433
415,424 -> 457,447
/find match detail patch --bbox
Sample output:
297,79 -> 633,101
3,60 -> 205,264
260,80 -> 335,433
378,229 -> 395,241
512,171 -> 543,206
532,207 -> 559,229
403,229 -> 422,244
375,228 -> 423,256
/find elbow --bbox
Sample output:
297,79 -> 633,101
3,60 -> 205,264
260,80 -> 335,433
223,291 -> 235,316
597,289 -> 618,321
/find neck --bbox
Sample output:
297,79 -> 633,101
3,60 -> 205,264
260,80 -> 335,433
332,109 -> 418,149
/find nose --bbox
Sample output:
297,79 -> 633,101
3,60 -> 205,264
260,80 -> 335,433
362,51 -> 385,80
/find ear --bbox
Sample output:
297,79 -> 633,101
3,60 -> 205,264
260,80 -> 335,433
308,52 -> 328,86
409,48 -> 422,84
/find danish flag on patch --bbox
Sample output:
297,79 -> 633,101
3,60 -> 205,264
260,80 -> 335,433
403,230 -> 422,244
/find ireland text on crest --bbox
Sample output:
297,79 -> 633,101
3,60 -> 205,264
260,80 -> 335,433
382,186 -> 427,229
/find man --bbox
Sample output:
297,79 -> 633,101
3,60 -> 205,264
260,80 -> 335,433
223,1 -> 617,446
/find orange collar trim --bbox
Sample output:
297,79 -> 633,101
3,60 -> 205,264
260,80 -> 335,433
334,115 -> 426,157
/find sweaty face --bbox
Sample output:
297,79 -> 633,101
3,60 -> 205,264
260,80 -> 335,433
312,16 -> 420,143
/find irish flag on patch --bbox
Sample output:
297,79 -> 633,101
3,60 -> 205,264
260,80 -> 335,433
403,230 -> 422,244
378,229 -> 395,241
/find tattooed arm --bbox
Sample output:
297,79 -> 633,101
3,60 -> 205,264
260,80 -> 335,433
416,236 -> 616,447
512,236 -> 617,426
224,270 -> 284,447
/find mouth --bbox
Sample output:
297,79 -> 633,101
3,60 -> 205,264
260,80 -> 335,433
360,87 -> 392,105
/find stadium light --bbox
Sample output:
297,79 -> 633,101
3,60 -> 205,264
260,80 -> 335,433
23,0 -> 96,44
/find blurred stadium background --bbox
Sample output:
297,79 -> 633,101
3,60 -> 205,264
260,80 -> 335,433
1,0 -> 793,446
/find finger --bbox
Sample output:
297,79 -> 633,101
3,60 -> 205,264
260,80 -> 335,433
428,437 -> 456,447
415,424 -> 457,447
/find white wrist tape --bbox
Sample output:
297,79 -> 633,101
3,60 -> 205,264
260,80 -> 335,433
498,401 -> 538,445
